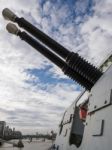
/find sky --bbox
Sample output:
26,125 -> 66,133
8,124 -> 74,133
0,0 -> 112,134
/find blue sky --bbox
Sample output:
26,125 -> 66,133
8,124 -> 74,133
0,0 -> 112,134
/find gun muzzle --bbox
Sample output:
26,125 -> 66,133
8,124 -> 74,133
2,8 -> 17,21
6,23 -> 20,35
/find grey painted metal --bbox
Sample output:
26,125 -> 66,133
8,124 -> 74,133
54,63 -> 112,150
88,64 -> 112,113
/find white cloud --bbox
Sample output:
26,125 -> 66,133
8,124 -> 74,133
80,0 -> 112,65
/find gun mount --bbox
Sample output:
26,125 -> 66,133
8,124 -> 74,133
2,8 -> 103,90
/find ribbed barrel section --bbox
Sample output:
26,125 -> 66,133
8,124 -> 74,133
66,52 -> 102,84
62,64 -> 93,90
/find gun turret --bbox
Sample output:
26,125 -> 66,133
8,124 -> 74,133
2,8 -> 103,90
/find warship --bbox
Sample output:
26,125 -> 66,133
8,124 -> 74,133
2,8 -> 112,150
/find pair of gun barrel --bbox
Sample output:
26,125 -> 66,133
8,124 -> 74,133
2,8 -> 102,90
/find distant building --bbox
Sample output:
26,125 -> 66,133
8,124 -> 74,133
13,128 -> 15,132
0,121 -> 6,138
0,121 -> 22,140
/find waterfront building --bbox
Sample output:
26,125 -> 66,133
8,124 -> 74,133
4,125 -> 22,140
0,121 -> 6,138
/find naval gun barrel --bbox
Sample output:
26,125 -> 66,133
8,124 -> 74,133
2,8 -> 102,85
6,23 -> 93,90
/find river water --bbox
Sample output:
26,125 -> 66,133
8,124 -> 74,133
0,139 -> 52,150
